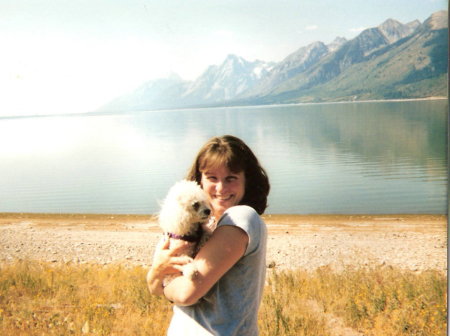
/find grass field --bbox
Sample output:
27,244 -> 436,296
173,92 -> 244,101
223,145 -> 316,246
0,261 -> 446,335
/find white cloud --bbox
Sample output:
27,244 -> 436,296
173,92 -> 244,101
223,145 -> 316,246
305,25 -> 319,31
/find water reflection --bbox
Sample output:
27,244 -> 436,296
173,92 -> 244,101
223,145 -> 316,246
0,100 -> 447,214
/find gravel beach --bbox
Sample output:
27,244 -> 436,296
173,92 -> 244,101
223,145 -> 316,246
0,213 -> 446,273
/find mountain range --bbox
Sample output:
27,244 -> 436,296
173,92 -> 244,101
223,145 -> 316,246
99,10 -> 448,113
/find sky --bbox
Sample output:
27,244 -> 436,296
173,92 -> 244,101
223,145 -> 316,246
0,0 -> 447,116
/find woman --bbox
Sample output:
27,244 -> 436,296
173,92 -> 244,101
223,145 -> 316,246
147,135 -> 270,336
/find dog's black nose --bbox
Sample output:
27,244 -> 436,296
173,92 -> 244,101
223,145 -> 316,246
204,209 -> 211,216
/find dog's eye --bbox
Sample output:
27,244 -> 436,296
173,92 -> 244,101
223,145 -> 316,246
192,202 -> 200,211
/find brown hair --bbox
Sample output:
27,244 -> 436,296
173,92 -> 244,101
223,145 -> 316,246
186,135 -> 270,215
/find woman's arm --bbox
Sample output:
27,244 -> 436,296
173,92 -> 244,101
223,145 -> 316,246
147,238 -> 194,295
163,225 -> 248,306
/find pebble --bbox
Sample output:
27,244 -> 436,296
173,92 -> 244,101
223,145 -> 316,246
0,225 -> 447,274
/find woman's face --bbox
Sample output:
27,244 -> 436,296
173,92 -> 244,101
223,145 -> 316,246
200,165 -> 246,219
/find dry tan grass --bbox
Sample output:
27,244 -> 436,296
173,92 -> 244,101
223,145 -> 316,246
0,261 -> 446,335
0,261 -> 171,335
263,267 -> 447,336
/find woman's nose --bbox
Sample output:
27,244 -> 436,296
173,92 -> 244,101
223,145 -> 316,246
216,181 -> 225,193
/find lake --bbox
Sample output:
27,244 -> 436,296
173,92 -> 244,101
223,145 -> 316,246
0,100 -> 447,215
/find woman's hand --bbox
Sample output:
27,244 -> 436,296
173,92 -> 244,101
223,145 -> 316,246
153,237 -> 193,275
147,237 -> 193,295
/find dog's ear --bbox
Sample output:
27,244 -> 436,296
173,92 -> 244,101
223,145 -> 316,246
192,201 -> 200,212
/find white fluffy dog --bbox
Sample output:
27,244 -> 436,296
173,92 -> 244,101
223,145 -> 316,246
158,180 -> 212,282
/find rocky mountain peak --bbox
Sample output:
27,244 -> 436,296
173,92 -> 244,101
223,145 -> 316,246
423,10 -> 448,30
378,18 -> 416,43
180,53 -> 274,102
406,19 -> 421,31
97,10 -> 447,112
283,41 -> 328,65
327,37 -> 348,52
222,54 -> 246,67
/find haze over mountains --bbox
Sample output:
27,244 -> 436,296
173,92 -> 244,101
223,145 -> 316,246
99,10 -> 448,113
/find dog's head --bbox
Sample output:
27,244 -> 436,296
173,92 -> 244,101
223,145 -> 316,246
158,180 -> 211,235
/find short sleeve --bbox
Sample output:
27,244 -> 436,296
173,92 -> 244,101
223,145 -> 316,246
216,205 -> 263,256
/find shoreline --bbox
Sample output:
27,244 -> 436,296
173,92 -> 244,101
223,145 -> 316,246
1,96 -> 446,119
0,213 -> 446,273
0,212 -> 446,233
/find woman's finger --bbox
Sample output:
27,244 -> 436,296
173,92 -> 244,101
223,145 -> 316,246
152,238 -> 171,265
171,256 -> 193,265
155,236 -> 170,250
171,264 -> 186,273
160,237 -> 170,249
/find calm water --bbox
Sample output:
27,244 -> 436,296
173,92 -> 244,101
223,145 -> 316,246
0,100 -> 447,214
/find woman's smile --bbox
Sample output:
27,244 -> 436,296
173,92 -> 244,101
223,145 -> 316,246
201,166 -> 246,218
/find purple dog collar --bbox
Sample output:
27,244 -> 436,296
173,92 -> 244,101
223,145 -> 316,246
167,225 -> 203,243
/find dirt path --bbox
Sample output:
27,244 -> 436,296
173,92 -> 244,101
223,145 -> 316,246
305,299 -> 364,336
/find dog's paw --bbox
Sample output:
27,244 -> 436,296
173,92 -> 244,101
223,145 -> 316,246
183,262 -> 199,280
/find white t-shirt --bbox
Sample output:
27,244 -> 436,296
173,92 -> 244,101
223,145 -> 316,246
167,205 -> 267,336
